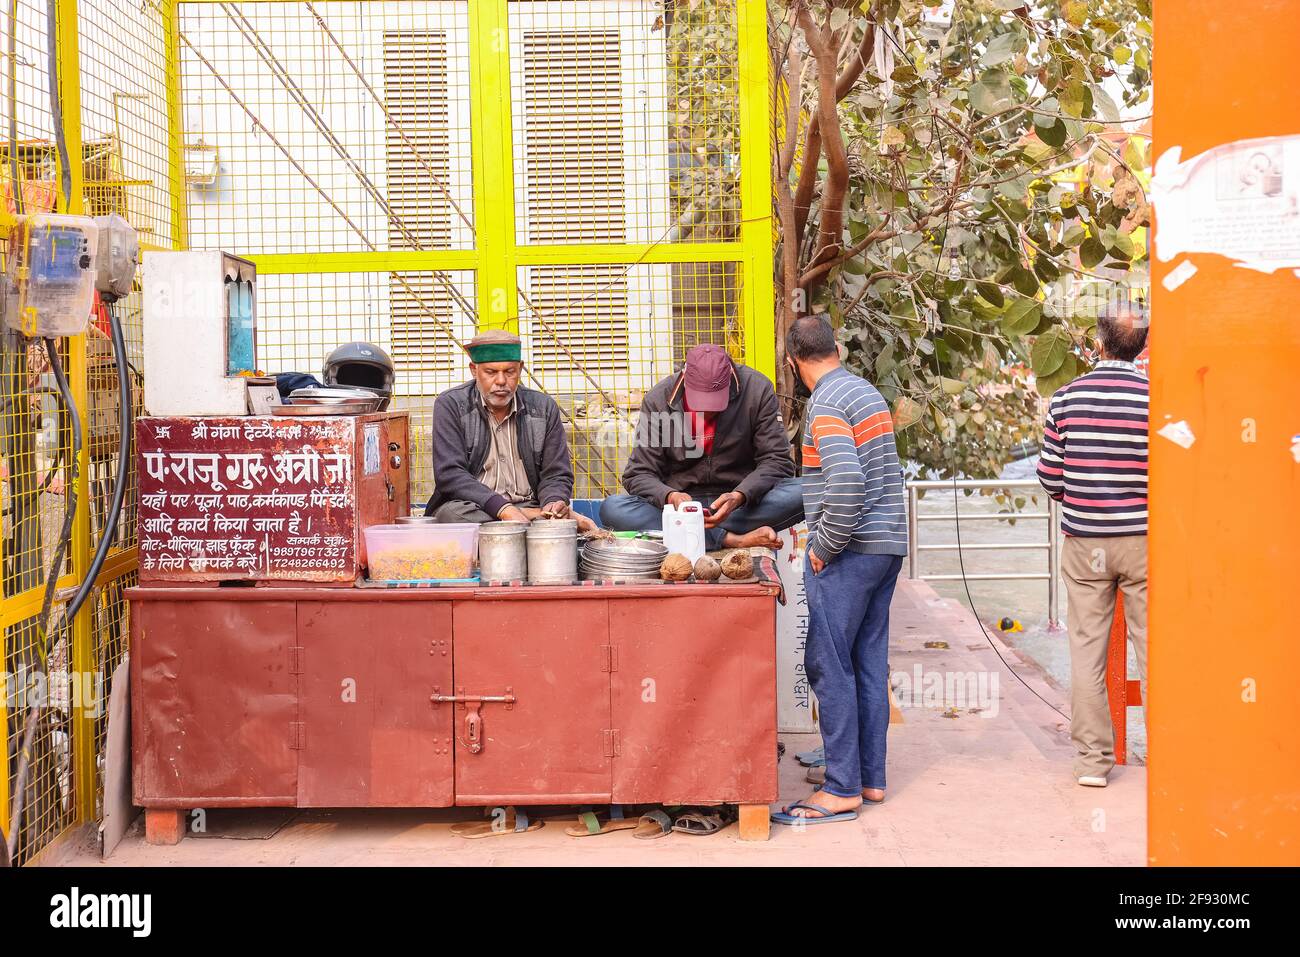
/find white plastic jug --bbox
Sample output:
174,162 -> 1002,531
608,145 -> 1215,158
662,501 -> 706,563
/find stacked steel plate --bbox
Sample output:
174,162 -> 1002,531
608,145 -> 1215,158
579,537 -> 668,582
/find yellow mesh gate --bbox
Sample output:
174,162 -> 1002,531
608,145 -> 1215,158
1,0 -> 773,863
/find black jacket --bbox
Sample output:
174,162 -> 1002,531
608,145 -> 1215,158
426,380 -> 574,518
621,361 -> 795,508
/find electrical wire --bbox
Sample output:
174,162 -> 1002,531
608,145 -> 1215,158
56,303 -> 131,626
6,338 -> 81,862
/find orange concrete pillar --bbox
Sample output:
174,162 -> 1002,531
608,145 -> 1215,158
1149,2 -> 1300,864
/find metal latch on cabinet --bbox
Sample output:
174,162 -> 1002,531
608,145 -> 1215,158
430,687 -> 516,754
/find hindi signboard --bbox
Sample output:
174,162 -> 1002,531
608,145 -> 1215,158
136,414 -> 409,583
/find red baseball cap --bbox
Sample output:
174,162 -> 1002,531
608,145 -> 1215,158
683,344 -> 733,412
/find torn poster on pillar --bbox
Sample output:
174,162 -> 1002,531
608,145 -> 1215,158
1151,135 -> 1300,274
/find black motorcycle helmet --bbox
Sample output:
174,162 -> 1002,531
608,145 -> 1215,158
323,341 -> 394,409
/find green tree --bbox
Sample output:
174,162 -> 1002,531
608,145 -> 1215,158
773,0 -> 1151,476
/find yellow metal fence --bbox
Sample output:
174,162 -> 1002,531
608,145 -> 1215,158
1,0 -> 773,863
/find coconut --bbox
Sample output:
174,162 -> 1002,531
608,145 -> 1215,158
660,552 -> 694,581
693,555 -> 722,581
721,550 -> 753,580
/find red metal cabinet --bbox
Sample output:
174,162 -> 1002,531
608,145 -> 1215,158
610,596 -> 778,805
132,599 -> 299,807
296,601 -> 454,807
450,599 -> 612,805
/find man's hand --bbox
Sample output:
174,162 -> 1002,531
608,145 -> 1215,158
705,490 -> 746,529
808,550 -> 826,576
666,491 -> 694,509
499,505 -> 530,523
540,499 -> 570,519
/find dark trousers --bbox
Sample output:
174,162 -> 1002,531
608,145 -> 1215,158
804,550 -> 903,796
599,476 -> 804,550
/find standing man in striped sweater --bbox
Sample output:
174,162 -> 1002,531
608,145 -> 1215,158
772,317 -> 908,826
1037,308 -> 1149,788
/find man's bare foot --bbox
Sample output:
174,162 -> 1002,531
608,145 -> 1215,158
784,789 -> 862,819
721,526 -> 781,549
862,787 -> 885,803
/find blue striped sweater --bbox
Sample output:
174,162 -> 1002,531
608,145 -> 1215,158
800,367 -> 908,562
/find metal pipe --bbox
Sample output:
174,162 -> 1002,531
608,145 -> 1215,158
920,572 -> 1051,582
1048,498 -> 1063,627
915,512 -> 1050,522
915,542 -> 1048,552
907,483 -> 918,579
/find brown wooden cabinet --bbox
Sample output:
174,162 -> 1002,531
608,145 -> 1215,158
130,583 -> 778,839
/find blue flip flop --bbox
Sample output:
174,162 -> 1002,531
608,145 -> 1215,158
770,800 -> 859,826
795,746 -> 826,767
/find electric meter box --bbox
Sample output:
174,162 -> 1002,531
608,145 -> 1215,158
3,213 -> 99,338
143,250 -> 257,415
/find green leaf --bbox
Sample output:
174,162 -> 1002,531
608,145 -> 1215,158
969,69 -> 1015,116
1001,299 -> 1041,336
1031,326 -> 1073,377
829,7 -> 851,32
1060,77 -> 1092,119
980,33 -> 1019,68
1091,85 -> 1121,124
1080,236 -> 1106,268
976,281 -> 1005,308
1110,230 -> 1136,260
1033,99 -> 1068,149
1063,223 -> 1087,246
940,376 -> 967,395
1035,353 -> 1079,397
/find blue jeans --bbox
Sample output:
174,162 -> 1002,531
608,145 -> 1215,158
599,476 -> 805,551
804,549 -> 903,796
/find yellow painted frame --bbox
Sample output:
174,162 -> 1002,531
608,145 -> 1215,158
168,0 -> 775,378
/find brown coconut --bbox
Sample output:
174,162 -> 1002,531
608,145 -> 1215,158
721,550 -> 753,580
693,555 -> 722,582
660,553 -> 694,581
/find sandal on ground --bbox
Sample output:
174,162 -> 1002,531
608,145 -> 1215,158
795,746 -> 826,767
770,800 -> 859,826
671,810 -> 730,836
632,809 -> 674,840
451,807 -> 542,839
564,805 -> 639,837
805,765 -> 826,786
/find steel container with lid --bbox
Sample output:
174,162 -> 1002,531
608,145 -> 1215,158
479,521 -> 528,582
525,518 -> 577,584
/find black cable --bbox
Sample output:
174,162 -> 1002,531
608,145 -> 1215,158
59,305 -> 131,623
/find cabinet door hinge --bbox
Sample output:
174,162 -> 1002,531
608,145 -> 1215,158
290,721 -> 305,750
602,729 -> 620,757
289,646 -> 304,675
601,644 -> 617,672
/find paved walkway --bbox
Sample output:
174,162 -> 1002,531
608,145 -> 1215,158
58,579 -> 1145,867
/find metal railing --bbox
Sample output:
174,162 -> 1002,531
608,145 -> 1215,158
906,479 -> 1062,627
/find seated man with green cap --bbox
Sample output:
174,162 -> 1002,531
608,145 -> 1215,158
426,329 -> 593,530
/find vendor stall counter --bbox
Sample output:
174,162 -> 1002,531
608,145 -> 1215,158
127,579 -> 780,842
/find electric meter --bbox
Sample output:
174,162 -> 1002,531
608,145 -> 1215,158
94,213 -> 140,302
3,213 -> 99,338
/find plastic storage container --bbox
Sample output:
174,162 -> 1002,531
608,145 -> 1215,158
364,523 -> 479,582
662,501 -> 706,563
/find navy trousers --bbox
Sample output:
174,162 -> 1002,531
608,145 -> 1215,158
804,549 -> 903,796
599,476 -> 804,551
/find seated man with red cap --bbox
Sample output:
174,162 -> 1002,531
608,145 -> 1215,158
600,344 -> 803,550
